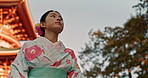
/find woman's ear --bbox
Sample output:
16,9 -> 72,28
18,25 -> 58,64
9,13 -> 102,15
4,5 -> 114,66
40,22 -> 46,28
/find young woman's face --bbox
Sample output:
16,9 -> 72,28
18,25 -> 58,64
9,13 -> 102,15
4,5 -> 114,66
44,11 -> 64,34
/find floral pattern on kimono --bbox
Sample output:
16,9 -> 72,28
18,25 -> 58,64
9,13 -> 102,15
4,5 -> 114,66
8,37 -> 82,78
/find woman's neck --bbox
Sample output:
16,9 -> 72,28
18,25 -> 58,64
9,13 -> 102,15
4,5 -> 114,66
44,31 -> 59,43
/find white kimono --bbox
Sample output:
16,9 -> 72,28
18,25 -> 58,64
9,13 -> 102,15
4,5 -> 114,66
8,37 -> 81,78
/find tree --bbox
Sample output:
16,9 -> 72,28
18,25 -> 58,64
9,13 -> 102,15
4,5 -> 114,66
79,0 -> 148,78
133,0 -> 148,16
133,0 -> 148,24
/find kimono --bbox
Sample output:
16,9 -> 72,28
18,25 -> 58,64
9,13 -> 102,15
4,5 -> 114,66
8,37 -> 81,78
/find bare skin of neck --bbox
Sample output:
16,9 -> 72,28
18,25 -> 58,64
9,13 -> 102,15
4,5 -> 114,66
44,31 -> 59,43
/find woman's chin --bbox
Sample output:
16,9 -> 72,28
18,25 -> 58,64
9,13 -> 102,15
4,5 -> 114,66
53,27 -> 63,34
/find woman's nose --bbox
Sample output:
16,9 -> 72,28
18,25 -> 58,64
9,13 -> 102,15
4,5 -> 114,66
57,17 -> 61,21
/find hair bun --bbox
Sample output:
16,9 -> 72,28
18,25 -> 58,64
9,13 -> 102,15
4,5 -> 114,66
35,23 -> 44,36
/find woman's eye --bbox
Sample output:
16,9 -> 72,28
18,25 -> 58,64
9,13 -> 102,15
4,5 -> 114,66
51,15 -> 55,18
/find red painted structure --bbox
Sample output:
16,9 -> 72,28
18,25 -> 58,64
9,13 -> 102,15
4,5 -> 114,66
0,0 -> 37,77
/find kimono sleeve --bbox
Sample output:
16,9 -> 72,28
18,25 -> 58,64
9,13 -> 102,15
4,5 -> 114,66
8,43 -> 30,78
67,63 -> 82,78
66,49 -> 82,78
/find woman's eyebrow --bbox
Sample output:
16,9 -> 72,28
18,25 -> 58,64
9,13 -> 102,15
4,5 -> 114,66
50,13 -> 62,20
50,13 -> 56,15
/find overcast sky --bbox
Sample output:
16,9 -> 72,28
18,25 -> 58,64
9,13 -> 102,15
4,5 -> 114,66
28,0 -> 138,53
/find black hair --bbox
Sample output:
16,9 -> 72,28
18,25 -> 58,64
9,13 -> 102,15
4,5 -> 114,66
39,10 -> 61,36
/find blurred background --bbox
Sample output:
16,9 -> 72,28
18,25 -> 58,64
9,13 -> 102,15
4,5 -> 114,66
0,0 -> 147,78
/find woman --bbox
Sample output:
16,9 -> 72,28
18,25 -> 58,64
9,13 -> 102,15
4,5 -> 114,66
8,10 -> 81,78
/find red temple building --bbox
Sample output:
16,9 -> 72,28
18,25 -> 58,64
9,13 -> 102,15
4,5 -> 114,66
0,0 -> 37,77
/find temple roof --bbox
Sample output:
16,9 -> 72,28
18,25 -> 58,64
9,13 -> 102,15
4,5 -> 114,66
0,0 -> 37,56
0,47 -> 20,56
0,0 -> 37,39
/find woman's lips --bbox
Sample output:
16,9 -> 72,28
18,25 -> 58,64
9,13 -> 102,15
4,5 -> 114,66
55,22 -> 62,25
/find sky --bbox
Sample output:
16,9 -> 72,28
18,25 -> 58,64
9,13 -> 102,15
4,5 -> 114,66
28,0 -> 139,53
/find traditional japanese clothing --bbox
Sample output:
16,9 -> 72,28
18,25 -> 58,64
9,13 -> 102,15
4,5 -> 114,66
8,37 -> 81,78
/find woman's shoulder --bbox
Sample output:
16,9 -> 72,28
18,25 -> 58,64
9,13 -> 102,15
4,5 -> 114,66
23,40 -> 35,45
22,37 -> 41,46
21,40 -> 37,49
